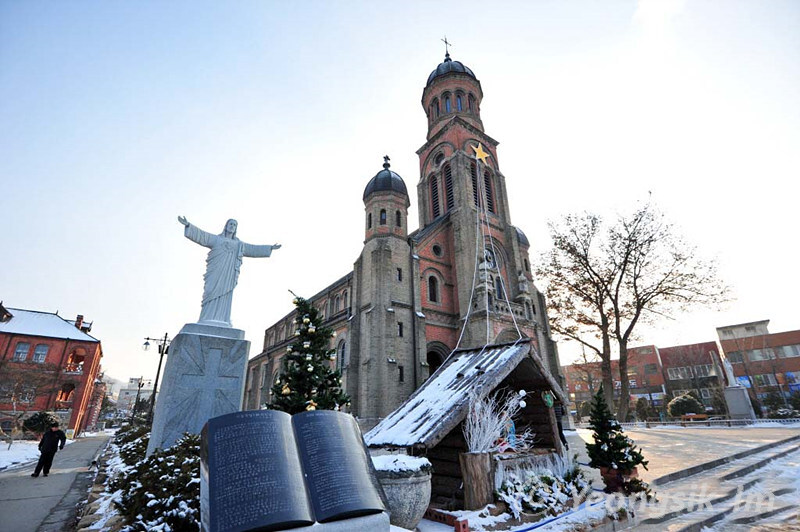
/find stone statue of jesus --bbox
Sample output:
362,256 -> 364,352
178,216 -> 281,327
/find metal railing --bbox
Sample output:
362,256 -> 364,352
574,417 -> 800,429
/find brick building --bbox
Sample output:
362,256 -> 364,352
563,341 -> 727,415
0,303 -> 103,436
244,54 -> 563,422
717,320 -> 800,405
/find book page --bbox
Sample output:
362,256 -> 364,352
202,410 -> 314,532
293,410 -> 387,523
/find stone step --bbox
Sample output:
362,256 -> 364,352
627,439 -> 800,531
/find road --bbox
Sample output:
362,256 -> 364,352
0,433 -> 111,532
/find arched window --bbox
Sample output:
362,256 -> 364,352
524,259 -> 530,272
428,276 -> 439,303
456,94 -> 463,111
443,164 -> 454,211
470,162 -> 479,206
367,212 -> 372,229
395,210 -> 401,227
444,95 -> 451,113
334,296 -> 341,313
12,342 -> 30,361
33,344 -> 49,363
433,98 -> 440,118
379,209 -> 387,225
343,291 -> 348,310
57,383 -> 75,402
430,177 -> 441,218
337,340 -> 347,370
494,276 -> 505,300
484,171 -> 495,214
468,94 -> 476,112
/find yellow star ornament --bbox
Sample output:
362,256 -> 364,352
472,142 -> 491,165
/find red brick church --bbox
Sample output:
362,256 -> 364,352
244,53 -> 564,424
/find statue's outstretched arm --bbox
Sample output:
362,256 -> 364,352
242,242 -> 281,258
180,216 -> 214,248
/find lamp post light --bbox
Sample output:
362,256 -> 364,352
143,333 -> 171,425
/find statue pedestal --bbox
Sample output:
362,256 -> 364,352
147,322 -> 250,455
723,386 -> 756,420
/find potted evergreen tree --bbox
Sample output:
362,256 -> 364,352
585,386 -> 648,492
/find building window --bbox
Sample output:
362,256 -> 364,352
33,344 -> 49,363
433,98 -> 440,117
430,177 -> 441,218
494,276 -> 505,300
468,93 -> 476,112
456,94 -> 463,111
471,162 -> 479,206
368,212 -> 372,229
754,374 -> 778,387
395,210 -> 402,227
398,322 -> 404,337
694,364 -> 713,377
57,383 -> 75,403
524,258 -> 530,272
443,164 -> 454,210
343,291 -> 348,310
397,268 -> 403,282
13,342 -> 30,362
399,365 -> 405,383
434,153 -> 445,166
334,296 -> 341,313
379,209 -> 387,225
700,388 -> 712,399
432,244 -> 443,257
337,340 -> 347,370
484,171 -> 495,213
444,95 -> 451,113
428,276 -> 439,303
727,351 -> 744,363
644,363 -> 658,375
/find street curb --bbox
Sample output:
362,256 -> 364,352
651,434 -> 800,486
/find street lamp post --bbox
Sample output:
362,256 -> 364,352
130,377 -> 147,422
143,333 -> 170,425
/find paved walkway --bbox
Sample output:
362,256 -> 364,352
0,434 -> 111,532
565,426 -> 800,485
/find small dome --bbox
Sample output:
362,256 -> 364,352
515,227 -> 530,247
426,53 -> 476,86
363,157 -> 408,201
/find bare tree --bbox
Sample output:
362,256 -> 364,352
0,360 -> 73,447
539,201 -> 729,419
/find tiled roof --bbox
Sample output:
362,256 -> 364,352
0,308 -> 99,342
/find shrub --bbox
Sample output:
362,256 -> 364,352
667,394 -> 704,417
22,411 -> 60,434
116,433 -> 201,531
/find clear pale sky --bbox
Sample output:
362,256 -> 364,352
1,1 -> 798,384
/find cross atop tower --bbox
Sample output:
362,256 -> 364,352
441,36 -> 452,59
383,155 -> 391,169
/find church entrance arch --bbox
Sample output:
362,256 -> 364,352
426,341 -> 450,377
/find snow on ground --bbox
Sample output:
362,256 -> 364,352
0,440 -> 40,469
372,454 -> 431,472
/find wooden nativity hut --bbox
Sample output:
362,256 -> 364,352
365,339 -> 567,510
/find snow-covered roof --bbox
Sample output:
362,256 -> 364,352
365,339 -> 566,449
0,308 -> 99,342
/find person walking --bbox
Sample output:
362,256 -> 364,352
31,422 -> 67,477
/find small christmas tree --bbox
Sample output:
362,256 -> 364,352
586,386 -> 648,476
268,295 -> 350,414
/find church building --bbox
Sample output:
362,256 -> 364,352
244,53 -> 564,425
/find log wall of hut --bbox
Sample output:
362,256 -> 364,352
413,423 -> 467,509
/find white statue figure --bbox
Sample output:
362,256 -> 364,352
178,216 -> 281,326
722,356 -> 737,387
517,271 -> 530,294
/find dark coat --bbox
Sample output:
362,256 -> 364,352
39,429 -> 67,453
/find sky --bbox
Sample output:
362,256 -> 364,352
1,0 -> 798,386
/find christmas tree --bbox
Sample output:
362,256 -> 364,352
585,385 -> 648,474
267,295 -> 350,414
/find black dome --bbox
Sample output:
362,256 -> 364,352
426,53 -> 476,86
515,227 -> 530,247
363,158 -> 408,201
